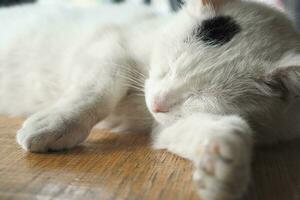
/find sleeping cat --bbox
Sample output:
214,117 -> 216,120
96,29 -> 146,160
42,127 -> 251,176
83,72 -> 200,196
0,0 -> 299,199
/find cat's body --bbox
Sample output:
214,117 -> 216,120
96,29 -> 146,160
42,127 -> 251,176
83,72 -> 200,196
1,1 -> 300,200
0,2 -> 159,132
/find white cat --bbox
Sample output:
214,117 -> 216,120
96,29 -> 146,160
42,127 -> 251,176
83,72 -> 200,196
0,0 -> 299,199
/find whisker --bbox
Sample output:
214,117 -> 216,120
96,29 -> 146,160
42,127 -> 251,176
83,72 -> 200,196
100,61 -> 147,94
119,75 -> 144,87
121,83 -> 145,92
119,78 -> 145,89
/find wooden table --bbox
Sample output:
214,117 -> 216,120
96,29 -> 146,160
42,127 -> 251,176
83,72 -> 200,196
0,116 -> 300,200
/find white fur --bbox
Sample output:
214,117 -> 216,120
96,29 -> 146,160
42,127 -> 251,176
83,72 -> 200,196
153,113 -> 252,200
0,1 -> 300,200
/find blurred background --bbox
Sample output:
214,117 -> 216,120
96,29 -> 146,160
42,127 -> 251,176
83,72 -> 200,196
0,0 -> 299,29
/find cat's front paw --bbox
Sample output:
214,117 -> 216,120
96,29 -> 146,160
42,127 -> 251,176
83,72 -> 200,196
193,127 -> 252,200
17,110 -> 89,152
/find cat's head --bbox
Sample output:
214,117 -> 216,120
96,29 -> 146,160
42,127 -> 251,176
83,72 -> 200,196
144,0 -> 300,126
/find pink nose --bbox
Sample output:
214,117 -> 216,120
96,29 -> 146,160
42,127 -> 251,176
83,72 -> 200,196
152,98 -> 169,113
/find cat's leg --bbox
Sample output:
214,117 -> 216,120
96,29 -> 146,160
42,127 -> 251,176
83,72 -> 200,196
153,113 -> 253,200
17,66 -> 128,152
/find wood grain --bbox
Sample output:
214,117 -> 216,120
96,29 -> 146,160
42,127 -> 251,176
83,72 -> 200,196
0,115 -> 300,200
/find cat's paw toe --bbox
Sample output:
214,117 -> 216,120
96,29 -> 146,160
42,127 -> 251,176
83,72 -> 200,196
17,112 -> 87,152
17,128 -> 48,152
193,134 -> 251,200
17,117 -> 66,152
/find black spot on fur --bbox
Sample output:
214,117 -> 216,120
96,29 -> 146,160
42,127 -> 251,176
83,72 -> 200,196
0,0 -> 36,7
195,16 -> 241,46
170,0 -> 184,11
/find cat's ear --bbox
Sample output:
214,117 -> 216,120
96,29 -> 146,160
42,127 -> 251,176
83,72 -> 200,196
201,0 -> 229,10
186,0 -> 236,10
260,54 -> 300,100
185,0 -> 237,15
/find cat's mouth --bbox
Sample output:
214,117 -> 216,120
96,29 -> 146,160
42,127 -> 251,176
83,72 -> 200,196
151,112 -> 181,126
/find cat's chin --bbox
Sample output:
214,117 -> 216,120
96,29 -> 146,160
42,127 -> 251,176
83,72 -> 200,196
151,113 -> 180,126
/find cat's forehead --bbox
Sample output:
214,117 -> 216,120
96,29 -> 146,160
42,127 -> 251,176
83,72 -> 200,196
188,15 -> 241,46
186,1 -> 281,44
190,3 -> 287,52
153,0 -> 294,78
